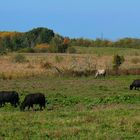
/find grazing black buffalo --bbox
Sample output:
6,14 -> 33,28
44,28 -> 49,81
130,79 -> 140,90
20,93 -> 46,111
0,91 -> 19,107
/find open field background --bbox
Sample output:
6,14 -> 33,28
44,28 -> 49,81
74,46 -> 140,56
0,47 -> 139,139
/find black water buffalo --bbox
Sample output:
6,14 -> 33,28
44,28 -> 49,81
130,79 -> 140,90
20,93 -> 46,111
0,91 -> 19,107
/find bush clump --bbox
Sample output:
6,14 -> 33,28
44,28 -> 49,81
18,48 -> 35,53
67,46 -> 77,53
34,43 -> 50,53
131,57 -> 140,64
13,54 -> 28,63
55,55 -> 64,63
113,54 -> 125,75
40,61 -> 53,69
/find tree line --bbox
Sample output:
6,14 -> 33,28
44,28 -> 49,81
0,27 -> 140,54
70,38 -> 140,48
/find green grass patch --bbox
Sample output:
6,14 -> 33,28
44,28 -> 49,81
0,75 -> 139,139
74,46 -> 140,56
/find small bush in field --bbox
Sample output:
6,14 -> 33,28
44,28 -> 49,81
0,73 -> 12,80
134,52 -> 140,56
67,46 -> 77,53
0,51 -> 7,56
18,48 -> 35,53
13,54 -> 28,63
34,43 -> 50,53
0,47 -> 8,56
40,61 -> 53,69
55,55 -> 63,63
113,54 -> 125,75
26,63 -> 34,69
131,57 -> 140,64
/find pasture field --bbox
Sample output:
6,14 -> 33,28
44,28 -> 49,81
0,74 -> 139,139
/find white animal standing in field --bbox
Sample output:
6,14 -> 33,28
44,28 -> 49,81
95,69 -> 106,78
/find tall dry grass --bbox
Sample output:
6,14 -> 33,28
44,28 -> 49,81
0,53 -> 140,79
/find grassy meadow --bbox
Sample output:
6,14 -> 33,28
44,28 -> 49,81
0,75 -> 139,139
74,46 -> 140,56
0,47 -> 139,139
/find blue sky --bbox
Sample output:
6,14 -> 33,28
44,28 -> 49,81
0,0 -> 140,40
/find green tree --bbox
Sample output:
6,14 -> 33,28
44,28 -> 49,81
1,36 -> 12,51
23,27 -> 55,48
50,35 -> 63,52
11,34 -> 23,51
50,35 -> 70,53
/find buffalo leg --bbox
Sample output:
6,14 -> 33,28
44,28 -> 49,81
28,105 -> 30,110
40,103 -> 45,110
0,101 -> 2,107
31,104 -> 34,111
11,101 -> 17,107
39,104 -> 43,110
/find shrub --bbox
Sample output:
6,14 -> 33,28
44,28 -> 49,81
55,55 -> 64,63
134,52 -> 140,56
0,47 -> 8,55
67,46 -> 77,53
0,50 -> 7,56
26,63 -> 34,69
18,48 -> 35,53
113,54 -> 125,75
34,43 -> 50,53
13,54 -> 28,63
40,61 -> 53,69
50,36 -> 70,53
131,57 -> 140,64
